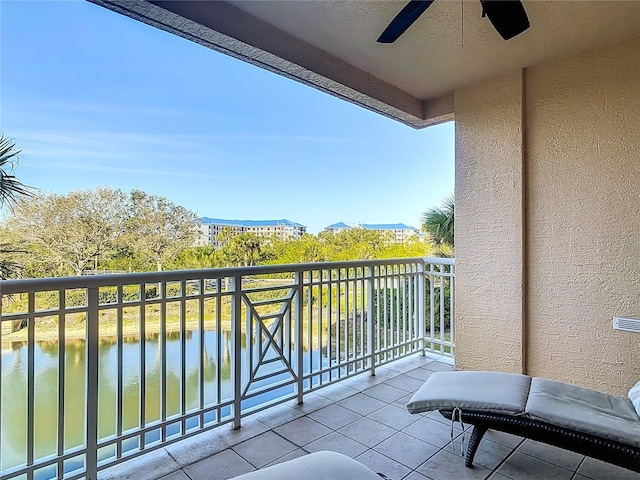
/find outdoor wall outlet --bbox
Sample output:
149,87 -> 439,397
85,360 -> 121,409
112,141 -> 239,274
613,316 -> 640,333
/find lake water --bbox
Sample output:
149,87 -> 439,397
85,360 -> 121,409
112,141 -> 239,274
1,330 -> 329,476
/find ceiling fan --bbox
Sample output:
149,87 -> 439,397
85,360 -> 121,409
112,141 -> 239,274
377,0 -> 530,43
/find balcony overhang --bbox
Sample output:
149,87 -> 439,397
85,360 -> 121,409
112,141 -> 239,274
89,1 -> 639,128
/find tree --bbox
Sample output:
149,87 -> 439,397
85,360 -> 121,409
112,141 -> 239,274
171,245 -> 217,270
215,227 -> 236,248
422,194 -> 455,249
6,187 -> 199,276
123,190 -> 198,271
0,134 -> 32,206
9,188 -> 127,276
319,227 -> 392,260
378,236 -> 432,259
263,234 -> 326,265
0,134 -> 33,278
220,232 -> 263,266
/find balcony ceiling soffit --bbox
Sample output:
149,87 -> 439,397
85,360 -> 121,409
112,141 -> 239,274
90,1 -> 640,128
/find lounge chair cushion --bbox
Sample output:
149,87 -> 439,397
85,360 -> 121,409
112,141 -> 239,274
406,371 -> 531,415
525,377 -> 640,448
229,451 -> 382,480
629,380 -> 640,417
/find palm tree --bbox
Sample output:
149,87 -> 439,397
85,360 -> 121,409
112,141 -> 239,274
421,194 -> 454,248
0,133 -> 33,278
0,134 -> 32,206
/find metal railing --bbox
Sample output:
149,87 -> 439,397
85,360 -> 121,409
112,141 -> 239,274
0,257 -> 454,480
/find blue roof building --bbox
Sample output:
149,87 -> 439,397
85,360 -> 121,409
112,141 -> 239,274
324,222 -> 420,243
198,218 -> 307,247
201,218 -> 305,228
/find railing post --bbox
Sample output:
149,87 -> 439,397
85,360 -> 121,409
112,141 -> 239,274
86,286 -> 99,480
366,266 -> 376,376
294,272 -> 304,405
231,276 -> 243,430
449,262 -> 455,357
418,261 -> 426,355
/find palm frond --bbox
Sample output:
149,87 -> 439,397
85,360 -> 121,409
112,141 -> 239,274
0,133 -> 34,207
421,194 -> 455,247
0,244 -> 26,279
0,260 -> 20,279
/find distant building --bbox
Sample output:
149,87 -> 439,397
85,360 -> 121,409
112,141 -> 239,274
324,222 -> 420,244
199,218 -> 307,247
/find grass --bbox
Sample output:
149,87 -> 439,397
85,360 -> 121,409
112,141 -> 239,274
1,295 -> 332,352
1,280 -> 452,357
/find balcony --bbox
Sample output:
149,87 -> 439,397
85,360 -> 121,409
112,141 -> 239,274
1,258 -> 453,480
101,357 -> 638,480
2,257 -> 637,480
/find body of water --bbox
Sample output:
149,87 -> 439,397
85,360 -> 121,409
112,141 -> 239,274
1,330 -> 330,475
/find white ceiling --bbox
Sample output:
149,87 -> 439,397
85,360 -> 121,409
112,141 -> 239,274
91,0 -> 640,127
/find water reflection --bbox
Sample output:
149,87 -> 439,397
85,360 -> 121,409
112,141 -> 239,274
1,330 -> 327,474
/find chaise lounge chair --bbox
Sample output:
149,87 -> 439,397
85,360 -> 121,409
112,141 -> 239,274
406,371 -> 640,473
229,451 -> 384,479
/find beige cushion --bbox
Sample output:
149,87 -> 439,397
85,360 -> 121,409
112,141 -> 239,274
229,451 -> 382,480
629,380 -> 640,417
406,371 -> 531,415
525,377 -> 640,448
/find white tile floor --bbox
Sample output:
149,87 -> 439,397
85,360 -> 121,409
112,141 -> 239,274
102,355 -> 640,480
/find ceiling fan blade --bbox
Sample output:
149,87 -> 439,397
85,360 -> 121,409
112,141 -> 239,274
377,0 -> 436,43
480,0 -> 530,40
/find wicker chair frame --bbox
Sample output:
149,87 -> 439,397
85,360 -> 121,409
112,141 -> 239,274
439,409 -> 640,473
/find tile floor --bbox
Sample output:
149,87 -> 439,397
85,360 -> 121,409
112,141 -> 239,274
101,355 -> 640,480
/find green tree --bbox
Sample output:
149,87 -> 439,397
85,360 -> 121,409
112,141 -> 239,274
9,188 -> 127,276
6,187 -> 199,276
220,232 -> 263,266
214,226 -> 236,248
319,227 -> 392,260
171,245 -> 217,270
378,236 -> 432,259
263,234 -> 326,265
0,134 -> 33,278
422,195 -> 455,250
123,190 -> 198,271
296,234 -> 326,262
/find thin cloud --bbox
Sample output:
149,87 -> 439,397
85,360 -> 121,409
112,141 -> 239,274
10,128 -> 352,169
21,131 -> 354,145
210,133 -> 352,143
20,160 -> 258,181
13,130 -> 216,151
7,109 -> 352,146
9,129 -> 252,167
5,97 -> 206,119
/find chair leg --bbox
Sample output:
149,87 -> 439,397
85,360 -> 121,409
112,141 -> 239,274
465,425 -> 488,468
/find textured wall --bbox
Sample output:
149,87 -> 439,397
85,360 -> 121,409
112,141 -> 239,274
454,70 -> 525,373
525,38 -> 640,394
454,38 -> 640,394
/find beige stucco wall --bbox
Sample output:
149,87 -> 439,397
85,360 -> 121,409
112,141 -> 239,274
525,38 -> 640,394
454,38 -> 640,395
454,70 -> 525,373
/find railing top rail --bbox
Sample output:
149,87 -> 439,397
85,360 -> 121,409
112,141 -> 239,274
423,257 -> 455,266
0,257 -> 454,294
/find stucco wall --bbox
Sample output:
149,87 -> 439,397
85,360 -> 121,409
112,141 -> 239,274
525,38 -> 640,394
454,70 -> 525,373
454,38 -> 640,395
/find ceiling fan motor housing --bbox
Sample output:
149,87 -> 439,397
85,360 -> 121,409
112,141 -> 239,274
480,0 -> 531,41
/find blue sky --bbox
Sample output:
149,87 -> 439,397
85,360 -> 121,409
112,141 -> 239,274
0,1 -> 454,234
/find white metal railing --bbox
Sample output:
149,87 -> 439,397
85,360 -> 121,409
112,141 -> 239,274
0,257 -> 454,480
